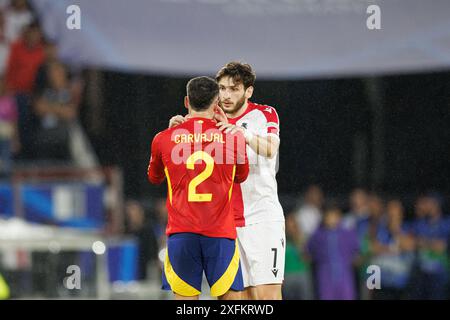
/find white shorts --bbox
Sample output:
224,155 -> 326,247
237,221 -> 285,287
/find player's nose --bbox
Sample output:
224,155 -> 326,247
221,90 -> 231,99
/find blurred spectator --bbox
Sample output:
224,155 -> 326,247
406,195 -> 428,234
32,61 -> 74,162
292,185 -> 323,300
282,211 -> 313,300
32,60 -> 97,167
3,0 -> 33,44
151,197 -> 168,287
34,40 -> 84,121
343,188 -> 370,230
5,20 -> 43,94
307,203 -> 359,299
0,76 -> 18,176
34,40 -> 58,95
408,193 -> 450,299
370,199 -> 415,299
0,10 -> 9,74
124,200 -> 158,281
354,192 -> 385,299
343,188 -> 370,299
294,184 -> 324,239
4,20 -> 43,159
152,197 -> 167,251
358,193 -> 386,245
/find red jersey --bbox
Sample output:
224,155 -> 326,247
148,117 -> 249,239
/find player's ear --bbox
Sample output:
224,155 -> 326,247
245,86 -> 254,99
184,96 -> 189,109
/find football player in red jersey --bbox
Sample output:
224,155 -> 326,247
148,76 -> 249,300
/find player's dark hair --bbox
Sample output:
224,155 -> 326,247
216,61 -> 256,89
186,76 -> 219,111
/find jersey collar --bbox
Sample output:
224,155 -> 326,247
228,101 -> 254,123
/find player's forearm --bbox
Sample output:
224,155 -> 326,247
147,157 -> 165,184
246,134 -> 279,158
147,171 -> 165,185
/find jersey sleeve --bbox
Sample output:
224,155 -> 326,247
147,133 -> 166,184
261,106 -> 280,137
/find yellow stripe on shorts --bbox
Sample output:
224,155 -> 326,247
164,249 -> 201,297
210,240 -> 240,297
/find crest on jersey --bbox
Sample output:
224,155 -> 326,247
241,123 -> 248,129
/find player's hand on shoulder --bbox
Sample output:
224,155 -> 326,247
216,122 -> 245,135
168,115 -> 186,128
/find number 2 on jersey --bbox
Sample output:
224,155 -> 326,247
186,151 -> 214,202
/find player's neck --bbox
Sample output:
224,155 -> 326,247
227,100 -> 249,119
189,109 -> 214,120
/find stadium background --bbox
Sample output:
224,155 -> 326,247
0,0 -> 449,299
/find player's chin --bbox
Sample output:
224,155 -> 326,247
221,104 -> 235,113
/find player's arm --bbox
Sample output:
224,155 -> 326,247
147,133 -> 165,184
217,124 -> 279,158
217,107 -> 280,159
246,134 -> 279,159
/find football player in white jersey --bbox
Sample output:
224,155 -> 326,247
169,62 -> 285,300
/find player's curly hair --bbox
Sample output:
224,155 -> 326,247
216,61 -> 256,89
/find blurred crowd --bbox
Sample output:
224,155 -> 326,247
0,1 -> 99,298
0,0 -> 96,179
283,185 -> 450,300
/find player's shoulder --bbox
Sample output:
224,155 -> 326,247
249,101 -> 278,113
248,101 -> 279,122
152,128 -> 172,143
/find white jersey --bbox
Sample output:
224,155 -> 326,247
229,101 -> 284,226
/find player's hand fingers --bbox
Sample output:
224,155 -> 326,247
225,125 -> 236,134
168,120 -> 179,128
170,120 -> 183,128
223,124 -> 235,132
168,115 -> 185,128
230,127 -> 242,135
184,114 -> 192,120
213,106 -> 228,123
217,123 -> 232,131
